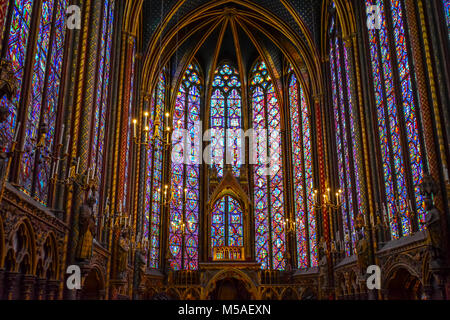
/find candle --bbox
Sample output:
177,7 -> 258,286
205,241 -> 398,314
51,163 -> 56,179
59,124 -> 65,145
165,112 -> 170,128
336,193 -> 339,206
64,134 -> 70,154
133,119 -> 137,139
55,160 -> 60,177
76,157 -> 80,174
13,122 -> 21,142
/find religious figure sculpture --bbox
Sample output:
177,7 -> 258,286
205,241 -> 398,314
419,174 -> 442,267
135,245 -> 147,288
355,214 -> 370,274
0,59 -> 19,101
0,105 -> 11,183
117,226 -> 130,279
75,194 -> 97,261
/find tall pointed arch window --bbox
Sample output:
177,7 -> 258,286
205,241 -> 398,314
168,64 -> 201,270
288,68 -> 317,268
328,11 -> 363,256
211,196 -> 244,253
0,1 -> 9,38
0,0 -> 35,144
144,71 -> 166,269
90,0 -> 115,199
443,0 -> 450,39
210,63 -> 242,178
0,0 -> 69,205
250,60 -> 286,271
122,40 -> 136,212
366,0 -> 426,239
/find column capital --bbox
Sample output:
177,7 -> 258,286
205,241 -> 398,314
313,93 -> 324,103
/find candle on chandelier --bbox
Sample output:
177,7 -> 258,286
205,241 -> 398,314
133,119 -> 137,139
64,134 -> 70,154
67,166 -> 72,179
55,159 -> 60,178
59,124 -> 65,146
165,112 -> 170,128
76,157 -> 80,174
144,112 -> 149,127
13,122 -> 21,142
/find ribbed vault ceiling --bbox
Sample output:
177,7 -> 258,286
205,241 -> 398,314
141,0 -> 323,110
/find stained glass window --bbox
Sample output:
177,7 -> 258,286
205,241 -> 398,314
209,63 -> 242,178
288,72 -> 317,268
0,0 -> 35,148
145,72 -> 166,268
250,60 -> 286,271
169,64 -> 201,270
0,0 -> 9,42
366,0 -> 425,239
1,0 -> 68,205
443,0 -> 450,39
211,196 -> 244,252
329,15 -> 365,255
91,0 -> 115,201
123,40 -> 135,212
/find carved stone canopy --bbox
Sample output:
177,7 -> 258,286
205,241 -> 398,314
0,59 -> 19,102
207,166 -> 251,212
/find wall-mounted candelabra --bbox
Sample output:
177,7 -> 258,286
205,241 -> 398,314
283,217 -> 297,234
132,110 -> 172,151
0,58 -> 20,202
312,187 -> 343,210
52,155 -> 99,192
158,184 -> 188,208
0,120 -> 21,202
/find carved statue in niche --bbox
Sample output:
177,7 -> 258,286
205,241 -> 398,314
355,214 -> 370,274
419,174 -> 442,266
135,246 -> 147,287
0,105 -> 11,183
318,237 -> 328,289
283,249 -> 292,272
0,59 -> 19,101
75,194 -> 97,261
117,226 -> 130,279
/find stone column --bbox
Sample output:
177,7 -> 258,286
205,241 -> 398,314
46,280 -> 60,300
20,275 -> 36,300
403,0 -> 448,236
35,278 -> 47,300
4,271 -> 19,300
0,269 -> 4,299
